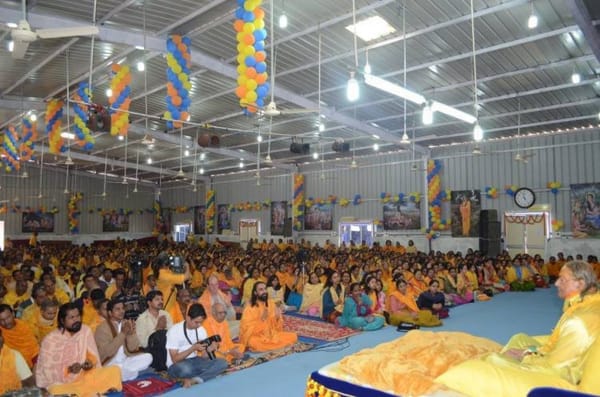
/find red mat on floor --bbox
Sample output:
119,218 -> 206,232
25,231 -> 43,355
283,314 -> 361,342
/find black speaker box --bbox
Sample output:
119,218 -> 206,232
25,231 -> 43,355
479,238 -> 501,257
480,221 -> 501,239
480,209 -> 498,224
290,143 -> 310,154
331,141 -> 350,152
283,218 -> 293,237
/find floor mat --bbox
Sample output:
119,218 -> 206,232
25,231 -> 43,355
225,341 -> 315,374
283,314 -> 361,343
106,372 -> 180,397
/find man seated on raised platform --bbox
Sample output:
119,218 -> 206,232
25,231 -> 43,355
35,302 -> 122,396
239,281 -> 297,352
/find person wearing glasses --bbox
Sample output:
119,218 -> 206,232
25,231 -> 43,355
203,302 -> 246,364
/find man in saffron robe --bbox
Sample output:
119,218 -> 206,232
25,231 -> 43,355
0,303 -> 39,368
199,275 -> 239,338
0,328 -> 34,394
203,302 -> 245,363
35,302 -> 122,397
30,298 -> 59,343
240,281 -> 297,352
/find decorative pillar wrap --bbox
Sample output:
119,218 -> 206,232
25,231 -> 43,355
206,189 -> 216,234
293,174 -> 305,231
45,99 -> 65,154
426,159 -> 442,239
152,200 -> 162,236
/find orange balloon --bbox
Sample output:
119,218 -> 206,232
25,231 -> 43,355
178,42 -> 187,53
243,34 -> 255,45
254,8 -> 264,20
233,20 -> 245,32
181,112 -> 190,121
246,67 -> 257,79
111,63 -> 120,73
247,104 -> 257,113
255,51 -> 266,62
172,96 -> 182,107
235,85 -> 247,99
255,72 -> 268,84
172,35 -> 182,44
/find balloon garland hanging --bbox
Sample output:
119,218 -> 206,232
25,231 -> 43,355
67,192 -> 83,234
109,64 -> 132,138
206,190 -> 216,233
164,35 -> 192,129
45,99 -> 65,154
71,82 -> 95,150
1,125 -> 21,172
19,118 -> 37,162
293,174 -> 304,231
233,0 -> 269,115
427,159 -> 443,238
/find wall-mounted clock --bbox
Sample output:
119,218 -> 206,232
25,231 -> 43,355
514,187 -> 536,209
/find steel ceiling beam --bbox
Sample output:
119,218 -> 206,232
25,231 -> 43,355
568,0 -> 600,63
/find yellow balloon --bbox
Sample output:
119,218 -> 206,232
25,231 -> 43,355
237,54 -> 246,65
164,111 -> 172,120
237,43 -> 245,53
236,32 -> 245,43
243,22 -> 255,34
237,75 -> 248,86
254,19 -> 264,30
245,90 -> 257,102
237,64 -> 247,75
246,79 -> 257,90
183,81 -> 192,90
243,46 -> 255,57
173,64 -> 182,74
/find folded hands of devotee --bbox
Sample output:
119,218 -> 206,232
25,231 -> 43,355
67,360 -> 94,374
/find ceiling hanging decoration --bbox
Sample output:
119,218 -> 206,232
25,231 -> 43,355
1,125 -> 21,172
45,99 -> 65,154
71,82 -> 95,150
19,117 -> 37,162
108,64 -> 132,138
164,35 -> 192,129
233,0 -> 269,115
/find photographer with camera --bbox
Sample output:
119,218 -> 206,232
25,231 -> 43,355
153,251 -> 191,313
165,303 -> 227,387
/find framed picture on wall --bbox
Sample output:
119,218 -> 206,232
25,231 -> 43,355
102,212 -> 129,232
383,202 -> 421,230
22,212 -> 55,233
570,183 -> 600,238
270,201 -> 287,235
450,190 -> 481,237
304,203 -> 333,231
217,204 -> 231,233
194,205 -> 206,235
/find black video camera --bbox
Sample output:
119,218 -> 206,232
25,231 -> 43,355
169,255 -> 185,274
197,334 -> 222,360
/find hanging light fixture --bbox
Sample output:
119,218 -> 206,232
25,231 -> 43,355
279,0 -> 288,28
470,0 -> 483,142
364,49 -> 372,75
527,1 -> 538,29
571,71 -> 581,84
400,2 -> 410,146
347,0 -> 360,102
422,102 -> 433,125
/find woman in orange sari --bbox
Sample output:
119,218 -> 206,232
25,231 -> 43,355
387,279 -> 442,327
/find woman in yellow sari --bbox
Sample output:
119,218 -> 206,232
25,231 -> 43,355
387,278 -> 442,327
298,272 -> 323,317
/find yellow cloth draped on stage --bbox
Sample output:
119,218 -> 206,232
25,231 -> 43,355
337,331 -> 500,396
239,299 -> 297,352
1,319 -> 39,368
36,325 -> 121,397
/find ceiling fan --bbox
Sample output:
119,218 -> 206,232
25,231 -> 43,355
9,0 -> 99,59
258,0 -> 318,118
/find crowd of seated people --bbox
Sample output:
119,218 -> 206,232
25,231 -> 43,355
1,235 -> 599,395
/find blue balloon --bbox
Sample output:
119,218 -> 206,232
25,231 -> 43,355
166,120 -> 173,130
182,36 -> 191,46
60,146 -> 68,153
243,11 -> 254,22
237,0 -> 244,6
262,82 -> 270,92
182,98 -> 191,108
245,55 -> 257,67
235,8 -> 245,19
255,62 -> 267,73
254,41 -> 265,51
167,41 -> 176,53
172,109 -> 180,120
256,85 -> 267,98
256,98 -> 264,107
180,88 -> 188,99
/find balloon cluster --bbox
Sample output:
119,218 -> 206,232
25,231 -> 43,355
547,181 -> 561,195
68,192 -> 83,234
152,200 -> 163,236
352,194 -> 362,206
293,174 -> 304,231
408,192 -> 421,203
233,0 -> 269,115
45,99 -> 65,154
504,185 -> 518,197
551,219 -> 564,232
339,198 -> 350,207
1,125 -> 21,172
206,190 -> 216,233
164,35 -> 192,129
427,159 -> 444,232
485,186 -> 499,199
19,118 -> 37,162
72,82 -> 94,150
109,64 -> 132,138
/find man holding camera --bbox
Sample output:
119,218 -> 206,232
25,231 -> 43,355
155,252 -> 191,313
165,303 -> 227,387
94,298 -> 152,381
